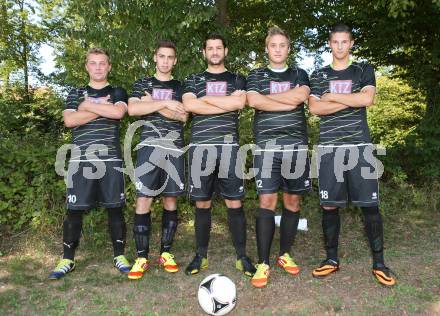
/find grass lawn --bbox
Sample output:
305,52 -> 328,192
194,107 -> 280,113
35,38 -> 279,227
1,183 -> 439,315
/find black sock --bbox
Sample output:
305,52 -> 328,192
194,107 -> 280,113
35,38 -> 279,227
256,208 -> 275,265
227,207 -> 247,258
322,207 -> 340,261
160,209 -> 178,254
63,210 -> 84,260
362,206 -> 385,266
195,207 -> 211,258
279,208 -> 300,256
133,213 -> 151,259
107,207 -> 127,257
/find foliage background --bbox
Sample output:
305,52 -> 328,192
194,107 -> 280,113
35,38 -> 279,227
0,0 -> 439,232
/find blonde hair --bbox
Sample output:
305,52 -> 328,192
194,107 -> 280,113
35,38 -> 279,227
85,47 -> 111,63
265,27 -> 290,47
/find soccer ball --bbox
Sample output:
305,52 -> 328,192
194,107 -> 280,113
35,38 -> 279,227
197,274 -> 237,315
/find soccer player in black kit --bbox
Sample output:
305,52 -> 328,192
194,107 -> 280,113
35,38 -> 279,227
49,48 -> 130,279
127,40 -> 187,280
247,27 -> 311,288
182,34 -> 256,276
309,24 -> 396,286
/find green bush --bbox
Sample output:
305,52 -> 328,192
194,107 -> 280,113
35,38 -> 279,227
368,76 -> 426,182
0,87 -> 67,231
0,134 -> 66,231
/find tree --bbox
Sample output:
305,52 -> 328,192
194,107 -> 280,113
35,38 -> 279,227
44,0 -> 318,89
0,0 -> 47,100
307,0 -> 440,177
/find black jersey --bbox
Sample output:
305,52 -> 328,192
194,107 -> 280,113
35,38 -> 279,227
310,62 -> 376,146
64,85 -> 128,161
131,76 -> 184,147
246,67 -> 309,148
183,71 -> 245,145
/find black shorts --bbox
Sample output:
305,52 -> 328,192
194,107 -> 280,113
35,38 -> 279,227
317,145 -> 380,207
66,160 -> 125,210
188,145 -> 245,201
253,149 -> 311,195
134,145 -> 185,197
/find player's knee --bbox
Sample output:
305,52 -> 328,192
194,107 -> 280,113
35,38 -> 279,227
321,206 -> 338,211
136,197 -> 152,213
63,209 -> 85,243
65,209 -> 85,223
196,200 -> 212,209
224,199 -> 242,209
163,196 -> 177,210
107,207 -> 124,221
259,194 -> 277,210
283,194 -> 301,211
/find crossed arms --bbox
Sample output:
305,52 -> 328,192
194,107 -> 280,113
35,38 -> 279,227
63,95 -> 127,128
128,92 -> 188,122
308,86 -> 375,116
247,85 -> 310,111
182,90 -> 246,114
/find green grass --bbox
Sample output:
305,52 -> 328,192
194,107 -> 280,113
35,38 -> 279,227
1,182 -> 439,315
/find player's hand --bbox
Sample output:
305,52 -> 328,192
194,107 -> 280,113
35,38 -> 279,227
98,95 -> 112,104
140,91 -> 152,101
165,100 -> 186,114
231,90 -> 245,96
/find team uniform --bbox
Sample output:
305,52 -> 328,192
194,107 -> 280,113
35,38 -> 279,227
183,71 -> 246,201
183,69 -> 255,277
246,66 -> 311,288
310,62 -> 378,207
310,61 -> 395,286
246,67 -> 311,195
64,85 -> 128,210
130,76 -> 185,197
49,84 -> 130,280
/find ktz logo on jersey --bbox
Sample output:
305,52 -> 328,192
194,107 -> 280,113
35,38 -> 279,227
330,80 -> 352,94
270,81 -> 291,94
152,88 -> 173,100
206,81 -> 227,96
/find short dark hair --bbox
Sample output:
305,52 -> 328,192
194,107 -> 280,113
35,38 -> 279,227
329,24 -> 353,40
155,40 -> 177,54
203,33 -> 227,49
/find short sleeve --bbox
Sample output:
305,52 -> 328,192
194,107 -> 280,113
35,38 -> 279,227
183,74 -> 196,95
64,88 -> 79,111
131,78 -> 145,99
112,87 -> 128,104
246,69 -> 262,93
235,74 -> 246,91
309,70 -> 323,99
360,63 -> 376,89
175,81 -> 183,102
297,68 -> 310,88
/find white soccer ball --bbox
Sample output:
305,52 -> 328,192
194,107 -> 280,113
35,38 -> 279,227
197,274 -> 237,315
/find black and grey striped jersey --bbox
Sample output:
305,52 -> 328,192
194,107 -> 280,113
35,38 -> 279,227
64,85 -> 128,161
310,62 -> 375,146
131,76 -> 184,147
247,67 -> 309,148
183,71 -> 245,145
